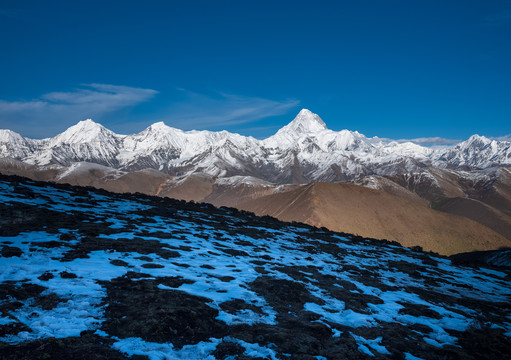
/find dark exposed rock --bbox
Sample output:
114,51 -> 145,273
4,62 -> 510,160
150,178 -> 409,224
450,248 -> 511,269
140,263 -> 164,268
124,271 -> 152,279
0,322 -> 31,337
1,245 -> 22,257
0,331 -> 140,360
33,293 -> 66,310
219,299 -> 264,315
31,241 -> 65,249
100,276 -> 228,347
59,232 -> 76,241
0,299 -> 24,315
62,237 -> 181,262
0,282 -> 46,301
171,262 -> 191,268
60,271 -> 78,279
249,276 -> 323,312
135,256 -> 153,262
110,259 -> 130,267
397,301 -> 442,319
156,276 -> 195,288
211,341 -> 246,359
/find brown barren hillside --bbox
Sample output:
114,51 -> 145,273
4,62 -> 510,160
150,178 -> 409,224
478,168 -> 511,216
158,174 -> 216,202
205,183 -> 292,208
94,169 -> 173,195
237,182 -> 511,255
54,164 -> 173,195
436,197 -> 511,240
0,158 -> 60,182
353,175 -> 428,206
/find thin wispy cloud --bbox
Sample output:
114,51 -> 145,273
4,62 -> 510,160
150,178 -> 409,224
0,84 -> 157,138
491,134 -> 511,142
403,137 -> 461,145
372,136 -> 461,146
162,89 -> 300,131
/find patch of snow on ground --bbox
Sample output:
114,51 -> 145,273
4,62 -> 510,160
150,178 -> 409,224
350,333 -> 391,356
112,336 -> 279,360
2,178 -> 511,357
404,353 -> 425,360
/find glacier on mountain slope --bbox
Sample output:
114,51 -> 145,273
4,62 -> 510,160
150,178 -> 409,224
0,109 -> 510,182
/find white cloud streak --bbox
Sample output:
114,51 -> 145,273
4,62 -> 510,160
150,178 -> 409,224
490,134 -> 511,142
372,136 -> 461,146
403,137 -> 461,145
0,84 -> 157,137
162,90 -> 300,130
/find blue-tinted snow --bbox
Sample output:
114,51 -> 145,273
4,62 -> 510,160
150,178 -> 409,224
112,336 -> 279,360
405,353 -> 425,360
350,333 -> 390,356
1,178 -> 511,358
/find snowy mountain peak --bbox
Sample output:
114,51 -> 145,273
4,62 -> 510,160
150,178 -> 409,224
148,121 -> 170,130
278,109 -> 328,135
51,119 -> 116,145
0,129 -> 33,159
0,129 -> 23,142
467,134 -> 491,143
80,118 -> 97,125
458,134 -> 492,150
63,119 -> 103,133
73,119 -> 102,131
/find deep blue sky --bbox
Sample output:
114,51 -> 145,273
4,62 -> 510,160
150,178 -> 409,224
0,0 -> 510,141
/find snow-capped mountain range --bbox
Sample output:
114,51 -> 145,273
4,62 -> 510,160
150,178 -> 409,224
1,109 -> 510,183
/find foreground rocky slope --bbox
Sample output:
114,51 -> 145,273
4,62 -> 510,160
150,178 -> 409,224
1,175 -> 511,359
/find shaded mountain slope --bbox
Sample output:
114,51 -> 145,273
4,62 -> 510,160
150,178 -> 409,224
379,168 -> 511,243
238,182 -> 511,255
0,158 -> 60,182
95,169 -> 174,195
388,168 -> 467,204
353,175 -> 428,206
157,173 -> 216,202
435,197 -> 511,240
385,168 -> 511,216
477,168 -> 511,217
450,248 -> 511,269
203,179 -> 279,208
1,174 -> 510,360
